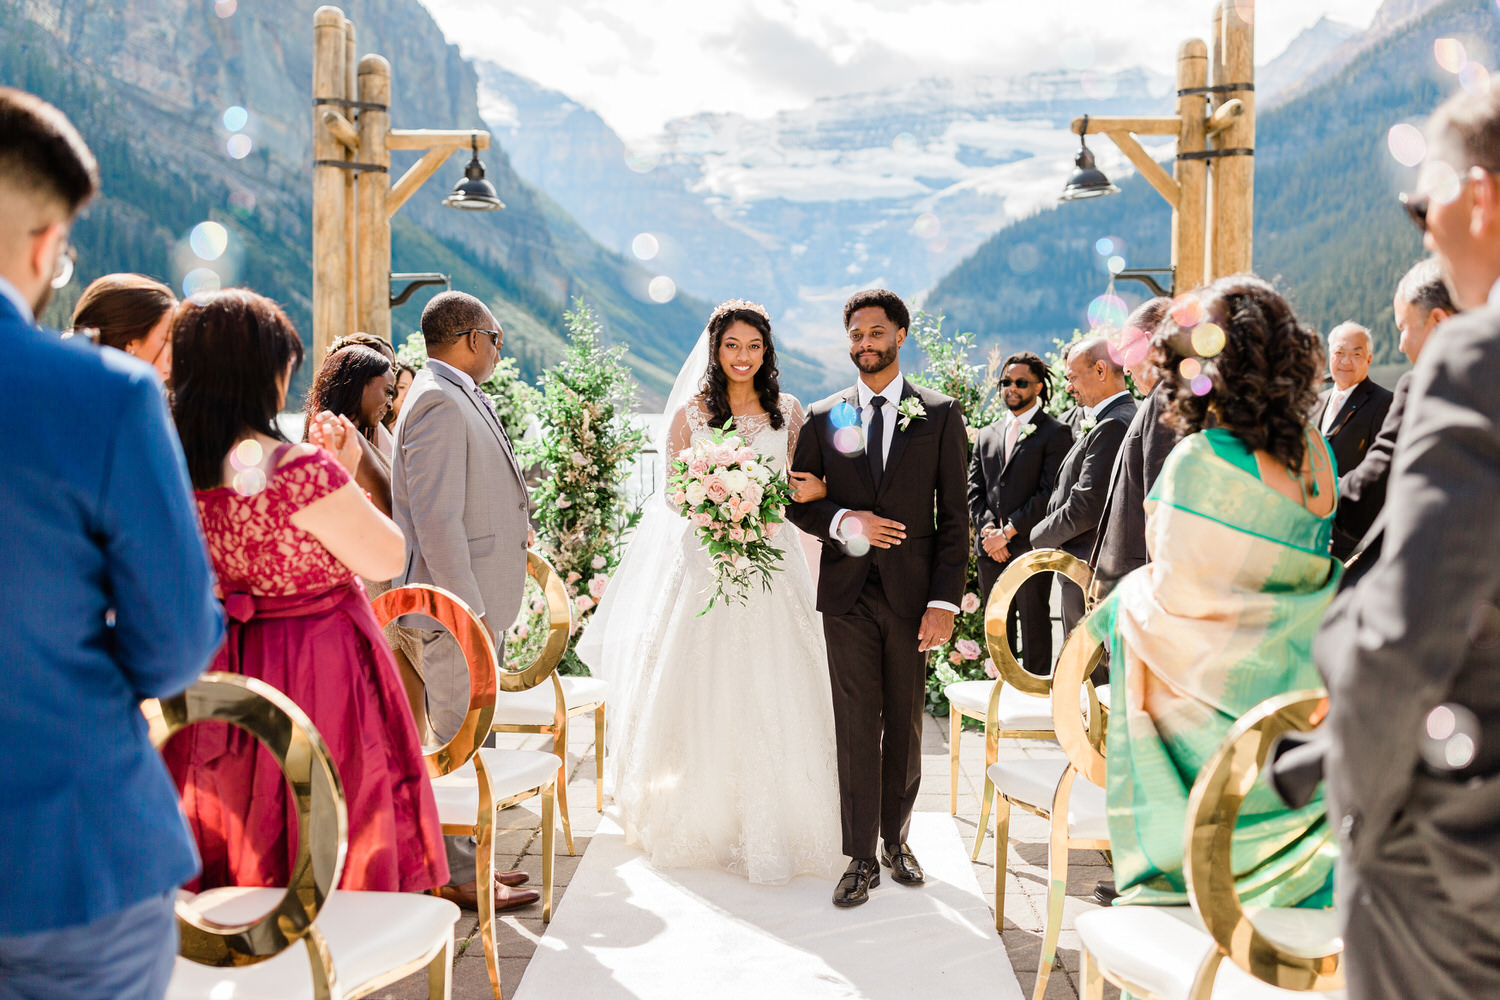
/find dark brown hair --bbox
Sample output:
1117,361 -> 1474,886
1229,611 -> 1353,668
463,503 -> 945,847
171,289 -> 305,490
304,344 -> 392,436
328,331 -> 395,362
842,288 -> 910,332
0,87 -> 98,213
701,299 -> 783,431
1152,275 -> 1322,471
70,273 -> 176,352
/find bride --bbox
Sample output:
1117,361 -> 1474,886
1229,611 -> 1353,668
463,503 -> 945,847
576,299 -> 842,884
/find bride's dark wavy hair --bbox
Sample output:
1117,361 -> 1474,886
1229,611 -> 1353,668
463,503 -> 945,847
700,299 -> 783,430
1151,274 -> 1323,471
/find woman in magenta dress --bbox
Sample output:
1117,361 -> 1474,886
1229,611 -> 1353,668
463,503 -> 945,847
164,289 -> 446,893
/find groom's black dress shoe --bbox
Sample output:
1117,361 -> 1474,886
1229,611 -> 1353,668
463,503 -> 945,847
833,858 -> 880,907
880,842 -> 925,886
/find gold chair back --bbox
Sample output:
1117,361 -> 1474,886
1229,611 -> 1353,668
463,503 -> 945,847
1185,690 -> 1342,992
371,583 -> 498,778
149,673 -> 347,972
1048,625 -> 1109,785
502,550 -> 574,694
983,548 -> 1094,697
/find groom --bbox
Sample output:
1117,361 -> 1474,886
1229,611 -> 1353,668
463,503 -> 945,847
790,288 -> 970,907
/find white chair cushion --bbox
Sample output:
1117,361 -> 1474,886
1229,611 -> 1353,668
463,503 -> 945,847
944,680 -> 1054,731
428,747 -> 561,825
493,675 -> 609,727
986,757 -> 1109,840
1076,906 -> 1345,1000
167,888 -> 458,1000
1094,684 -> 1111,711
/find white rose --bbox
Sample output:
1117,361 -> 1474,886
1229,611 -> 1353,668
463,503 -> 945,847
722,469 -> 750,495
685,481 -> 707,505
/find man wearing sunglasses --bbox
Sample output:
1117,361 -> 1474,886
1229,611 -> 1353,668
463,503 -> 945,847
966,352 -> 1071,675
1315,84 -> 1500,999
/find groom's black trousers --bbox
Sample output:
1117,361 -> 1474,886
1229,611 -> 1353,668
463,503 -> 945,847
822,566 -> 926,860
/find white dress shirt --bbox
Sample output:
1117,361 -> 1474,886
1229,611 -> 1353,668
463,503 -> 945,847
426,357 -> 477,393
830,373 -> 957,615
1322,384 -> 1354,435
1085,389 -> 1131,422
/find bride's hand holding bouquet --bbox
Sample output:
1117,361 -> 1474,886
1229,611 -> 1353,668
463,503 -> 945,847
667,421 -> 794,614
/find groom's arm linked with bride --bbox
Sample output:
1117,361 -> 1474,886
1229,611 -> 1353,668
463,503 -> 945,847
786,289 -> 970,908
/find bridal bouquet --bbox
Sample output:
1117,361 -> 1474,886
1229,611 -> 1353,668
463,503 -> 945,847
667,422 -> 793,614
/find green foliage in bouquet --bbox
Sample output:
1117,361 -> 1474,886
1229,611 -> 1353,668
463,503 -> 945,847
522,301 -> 646,675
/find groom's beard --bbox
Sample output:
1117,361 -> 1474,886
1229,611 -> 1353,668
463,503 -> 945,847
851,344 -> 897,374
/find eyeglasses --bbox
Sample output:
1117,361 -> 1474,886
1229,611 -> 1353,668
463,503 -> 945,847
462,328 -> 501,347
51,239 -> 76,290
1399,191 -> 1431,233
998,378 -> 1034,388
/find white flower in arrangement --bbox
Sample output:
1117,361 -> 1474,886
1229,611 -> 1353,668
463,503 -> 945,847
721,469 -> 750,495
750,463 -> 772,484
591,554 -> 607,570
1018,423 -> 1037,441
685,480 -> 707,505
896,396 -> 927,431
571,451 -> 588,465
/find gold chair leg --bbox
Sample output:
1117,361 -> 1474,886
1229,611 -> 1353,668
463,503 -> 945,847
949,709 -> 961,815
993,792 -> 1012,934
473,755 -> 502,1000
428,932 -> 454,1000
1081,947 -> 1103,1000
552,715 -> 576,856
541,781 -> 556,923
1033,811 -> 1070,1000
1188,949 -> 1224,1000
595,703 -> 605,812
971,724 -> 996,861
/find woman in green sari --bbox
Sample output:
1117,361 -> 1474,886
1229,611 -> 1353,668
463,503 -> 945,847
1087,275 -> 1341,907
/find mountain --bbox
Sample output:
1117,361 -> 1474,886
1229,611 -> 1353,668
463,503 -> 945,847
0,0 -> 833,404
1272,0 -> 1453,107
1259,17 -> 1362,109
478,62 -> 1177,362
925,0 -> 1486,364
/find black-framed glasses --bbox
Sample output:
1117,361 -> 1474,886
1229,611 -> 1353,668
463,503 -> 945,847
1399,191 -> 1430,233
999,378 -> 1034,388
462,328 -> 501,346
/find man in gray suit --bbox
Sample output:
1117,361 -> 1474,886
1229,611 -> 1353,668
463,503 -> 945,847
391,290 -> 535,911
1315,84 -> 1500,997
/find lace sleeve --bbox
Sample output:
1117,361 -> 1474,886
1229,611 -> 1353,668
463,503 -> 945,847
275,448 -> 353,510
662,403 -> 695,511
783,395 -> 806,470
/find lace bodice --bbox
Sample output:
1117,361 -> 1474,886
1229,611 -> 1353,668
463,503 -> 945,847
667,394 -> 805,471
196,449 -> 355,597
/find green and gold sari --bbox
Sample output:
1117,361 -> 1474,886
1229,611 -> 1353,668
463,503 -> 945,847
1086,429 -> 1341,907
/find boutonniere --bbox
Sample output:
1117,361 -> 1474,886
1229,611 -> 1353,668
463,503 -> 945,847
896,397 -> 926,431
1080,416 -> 1098,435
1017,422 -> 1037,442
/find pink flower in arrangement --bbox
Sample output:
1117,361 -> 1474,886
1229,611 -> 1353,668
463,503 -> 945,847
513,623 -> 529,640
566,571 -> 582,585
728,504 -> 747,523
689,457 -> 710,478
961,592 -> 981,614
736,446 -> 757,465
766,520 -> 782,538
743,483 -> 763,507
956,638 -> 982,661
588,574 -> 609,599
949,650 -> 963,666
576,595 -> 595,613
690,512 -> 712,528
671,491 -> 688,506
704,476 -> 729,503
729,527 -> 745,542
714,443 -> 739,467
531,599 -> 546,614
984,657 -> 998,680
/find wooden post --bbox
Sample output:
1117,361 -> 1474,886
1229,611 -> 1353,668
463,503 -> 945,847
357,55 -> 392,342
311,6 -> 348,363
343,17 -> 359,340
1210,0 -> 1255,278
1175,39 -> 1209,293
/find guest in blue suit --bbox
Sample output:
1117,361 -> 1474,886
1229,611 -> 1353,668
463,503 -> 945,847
0,88 -> 223,1000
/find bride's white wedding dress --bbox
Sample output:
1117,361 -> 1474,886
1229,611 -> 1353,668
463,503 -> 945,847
577,394 -> 843,885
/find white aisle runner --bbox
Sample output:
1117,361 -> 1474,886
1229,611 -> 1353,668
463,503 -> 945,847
513,812 -> 1024,999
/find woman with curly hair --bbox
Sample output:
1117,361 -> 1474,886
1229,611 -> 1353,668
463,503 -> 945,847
1086,274 -> 1340,909
576,299 -> 842,884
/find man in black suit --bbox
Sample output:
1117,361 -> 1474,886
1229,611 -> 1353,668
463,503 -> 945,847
1315,85 -> 1500,998
1030,337 -> 1136,636
1311,323 -> 1394,553
967,352 -> 1071,674
789,288 -> 969,908
1334,258 -> 1455,557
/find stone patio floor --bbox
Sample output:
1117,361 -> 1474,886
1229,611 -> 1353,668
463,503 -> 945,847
367,709 -> 1120,999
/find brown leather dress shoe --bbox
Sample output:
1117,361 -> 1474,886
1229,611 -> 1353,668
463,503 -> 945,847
497,868 -> 531,887
436,877 -> 540,912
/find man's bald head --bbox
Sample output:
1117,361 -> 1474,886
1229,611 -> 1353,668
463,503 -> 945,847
1327,322 -> 1373,390
1064,336 -> 1127,408
421,291 -> 494,350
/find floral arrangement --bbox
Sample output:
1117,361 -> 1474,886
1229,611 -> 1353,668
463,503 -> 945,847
666,420 -> 793,614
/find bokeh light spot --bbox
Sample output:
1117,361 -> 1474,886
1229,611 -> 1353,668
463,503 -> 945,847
1088,293 -> 1128,330
830,401 -> 860,428
913,213 -> 940,239
1178,358 -> 1202,379
1106,254 -> 1126,274
231,438 -> 263,471
1387,123 -> 1426,167
624,150 -> 657,173
1461,62 -> 1492,97
222,106 -> 248,132
1117,325 -> 1150,366
631,233 -> 659,260
1170,295 -> 1205,329
183,267 -> 222,297
892,132 -> 918,155
190,221 -> 230,261
832,425 -> 865,456
845,534 -> 872,558
1094,237 -> 1114,256
214,0 -> 236,17
1420,703 -> 1481,770
1192,322 -> 1227,357
1233,0 -> 1254,23
226,133 -> 252,159
1435,38 -> 1468,74
1190,374 -> 1213,396
647,275 -> 676,303
232,467 -> 267,497
1425,159 -> 1464,205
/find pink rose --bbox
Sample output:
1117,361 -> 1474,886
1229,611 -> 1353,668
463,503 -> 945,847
743,483 -> 763,507
766,520 -> 782,538
704,475 -> 729,503
948,650 -> 963,666
713,444 -> 737,467
956,638 -> 982,661
576,594 -> 595,612
730,527 -> 745,542
671,490 -> 688,507
588,574 -> 609,599
689,457 -> 710,478
690,511 -> 712,527
984,657 -> 998,680
511,623 -> 529,640
566,571 -> 582,584
729,504 -> 746,523
736,446 -> 757,464
961,592 -> 981,614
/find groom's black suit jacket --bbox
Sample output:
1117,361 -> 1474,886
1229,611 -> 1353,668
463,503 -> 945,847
789,380 -> 970,619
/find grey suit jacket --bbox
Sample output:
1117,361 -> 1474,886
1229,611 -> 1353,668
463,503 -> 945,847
1316,306 -> 1500,871
1029,393 -> 1137,559
391,365 -> 530,635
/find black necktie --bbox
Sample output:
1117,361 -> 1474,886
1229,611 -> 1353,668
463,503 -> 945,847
868,394 -> 886,487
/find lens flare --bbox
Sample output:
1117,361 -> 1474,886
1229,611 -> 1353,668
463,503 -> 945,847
1461,62 -> 1492,97
830,401 -> 861,428
222,106 -> 248,132
182,267 -> 222,297
232,467 -> 267,497
1088,293 -> 1128,330
1116,325 -> 1150,366
1190,374 -> 1213,396
231,439 -> 263,470
190,221 -> 230,261
624,150 -> 657,174
214,0 -> 236,16
1387,123 -> 1426,168
833,425 -> 865,456
1106,254 -> 1126,275
1419,703 -> 1481,770
226,133 -> 252,159
1094,237 -> 1114,256
845,534 -> 872,558
631,233 -> 659,260
1425,159 -> 1464,205
1435,38 -> 1468,74
647,275 -> 676,303
892,132 -> 918,155
1178,358 -> 1202,379
913,213 -> 940,239
1170,295 -> 1204,329
1192,322 -> 1227,357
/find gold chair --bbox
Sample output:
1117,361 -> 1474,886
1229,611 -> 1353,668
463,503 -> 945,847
949,548 -> 1101,861
1076,690 -> 1343,1000
373,583 -> 566,1000
491,551 -> 602,844
154,673 -> 460,1000
988,623 -> 1110,1000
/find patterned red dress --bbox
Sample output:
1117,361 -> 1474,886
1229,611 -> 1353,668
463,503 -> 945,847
165,445 -> 447,891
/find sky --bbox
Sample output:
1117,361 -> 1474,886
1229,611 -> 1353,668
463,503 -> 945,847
422,0 -> 1388,139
